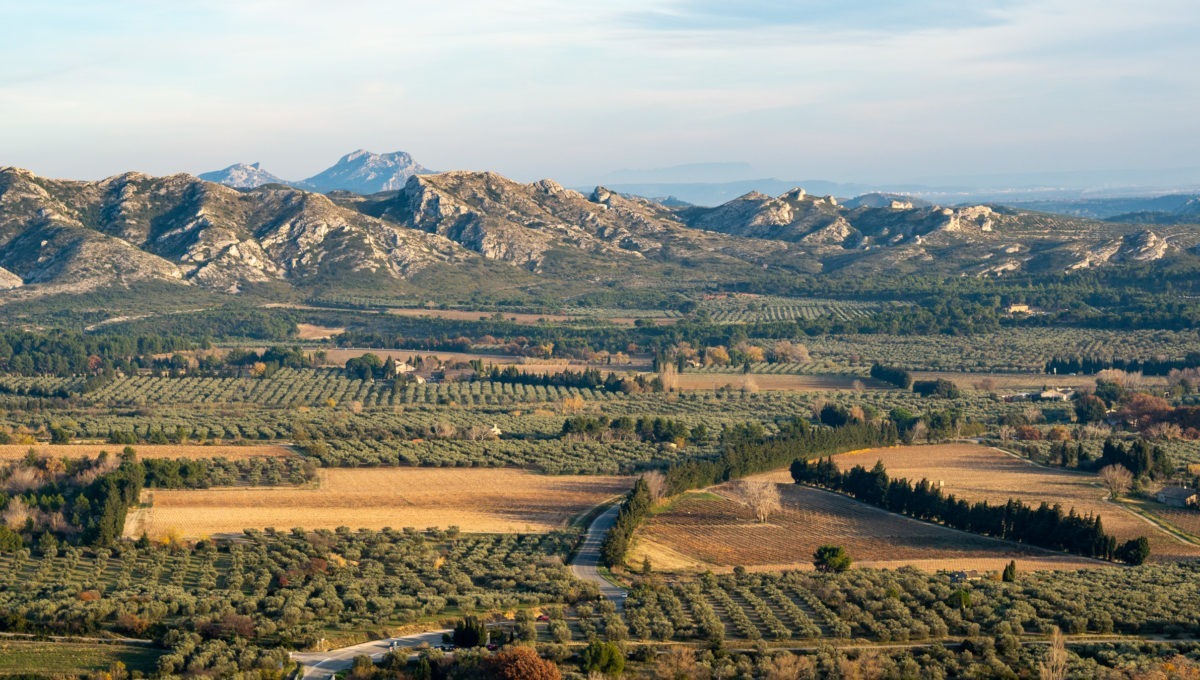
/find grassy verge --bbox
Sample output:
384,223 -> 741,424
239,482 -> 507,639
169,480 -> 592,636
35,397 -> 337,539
0,641 -> 160,675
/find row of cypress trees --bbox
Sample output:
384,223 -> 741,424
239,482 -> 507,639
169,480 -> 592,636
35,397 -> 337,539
790,457 -> 1149,563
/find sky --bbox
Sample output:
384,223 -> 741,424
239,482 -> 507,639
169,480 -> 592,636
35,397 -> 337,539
2,0 -> 1199,188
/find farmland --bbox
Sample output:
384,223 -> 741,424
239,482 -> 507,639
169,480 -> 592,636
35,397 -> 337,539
0,640 -> 160,676
124,468 -> 632,539
695,295 -> 883,323
632,485 -> 1099,574
674,373 -> 881,392
317,348 -> 651,371
0,528 -> 583,675
6,302 -> 1200,676
0,443 -> 293,461
803,328 -> 1200,373
623,562 -> 1200,645
804,444 -> 1200,561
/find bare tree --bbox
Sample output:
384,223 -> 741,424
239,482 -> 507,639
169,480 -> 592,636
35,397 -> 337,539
996,425 -> 1015,442
642,471 -> 667,503
906,420 -> 929,444
735,481 -> 782,523
655,646 -> 709,680
658,360 -> 679,392
1099,464 -> 1133,499
1,496 -> 31,529
973,378 -> 997,393
772,340 -> 810,363
1097,368 -> 1144,389
1146,422 -> 1183,440
1038,626 -> 1068,680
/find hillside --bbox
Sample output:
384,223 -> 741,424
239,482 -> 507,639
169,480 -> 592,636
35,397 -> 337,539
1,165 -> 1197,304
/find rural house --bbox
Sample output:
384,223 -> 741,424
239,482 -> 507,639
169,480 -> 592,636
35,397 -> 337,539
1156,487 -> 1199,508
1037,389 -> 1073,402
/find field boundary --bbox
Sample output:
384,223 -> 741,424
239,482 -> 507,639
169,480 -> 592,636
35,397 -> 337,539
782,482 -> 1108,565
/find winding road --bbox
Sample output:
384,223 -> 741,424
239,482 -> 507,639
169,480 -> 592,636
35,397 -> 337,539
569,503 -> 629,609
292,629 -> 450,679
291,501 -> 626,677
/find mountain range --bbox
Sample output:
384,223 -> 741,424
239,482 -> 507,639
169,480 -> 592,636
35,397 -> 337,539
1,161 -> 1198,304
199,150 -> 434,194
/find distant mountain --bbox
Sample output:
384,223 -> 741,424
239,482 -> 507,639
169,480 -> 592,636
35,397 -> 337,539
299,150 -> 433,194
198,162 -> 288,189
1,166 -> 1196,302
592,179 -> 875,207
841,193 -> 932,210
0,167 -> 471,296
1009,194 -> 1200,220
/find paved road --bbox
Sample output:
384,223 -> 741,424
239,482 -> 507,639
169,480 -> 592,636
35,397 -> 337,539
570,503 -> 628,609
291,629 -> 450,679
291,501 -> 627,676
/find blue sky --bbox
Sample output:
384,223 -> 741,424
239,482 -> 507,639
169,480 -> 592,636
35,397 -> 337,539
2,0 -> 1198,187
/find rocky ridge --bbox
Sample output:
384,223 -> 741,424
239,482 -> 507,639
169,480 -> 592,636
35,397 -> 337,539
0,165 -> 1193,299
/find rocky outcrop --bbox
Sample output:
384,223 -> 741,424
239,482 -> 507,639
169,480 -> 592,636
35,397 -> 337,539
1067,230 -> 1170,270
0,167 -> 470,294
0,266 -> 21,289
0,165 -> 1189,299
942,206 -> 996,233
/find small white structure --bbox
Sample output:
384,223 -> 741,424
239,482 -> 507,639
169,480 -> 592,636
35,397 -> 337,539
1157,487 -> 1199,508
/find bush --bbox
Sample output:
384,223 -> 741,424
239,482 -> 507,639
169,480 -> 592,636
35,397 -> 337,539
813,545 -> 851,573
580,640 -> 624,676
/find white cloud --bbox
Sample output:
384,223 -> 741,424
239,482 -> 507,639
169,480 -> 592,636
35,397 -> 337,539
0,0 -> 1197,185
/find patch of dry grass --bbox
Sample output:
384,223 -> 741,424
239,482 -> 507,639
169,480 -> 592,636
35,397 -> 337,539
633,484 -> 1097,574
0,444 -> 294,461
124,468 -> 630,539
673,374 -> 880,392
755,443 -> 1200,562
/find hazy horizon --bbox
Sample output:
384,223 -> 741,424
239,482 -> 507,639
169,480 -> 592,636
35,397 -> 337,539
3,1 -> 1199,188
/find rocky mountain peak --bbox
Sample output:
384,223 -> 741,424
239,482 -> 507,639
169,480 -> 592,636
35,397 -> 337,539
301,149 -> 433,194
198,162 -> 287,189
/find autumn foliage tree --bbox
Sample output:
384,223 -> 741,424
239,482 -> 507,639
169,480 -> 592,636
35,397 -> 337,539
490,646 -> 561,680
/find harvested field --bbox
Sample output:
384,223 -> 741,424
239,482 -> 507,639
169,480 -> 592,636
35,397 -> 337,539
0,443 -> 294,461
751,444 -> 1200,562
385,307 -> 676,327
1140,501 -> 1200,541
633,485 -> 1098,574
124,468 -> 631,539
912,371 -> 1167,392
295,323 -> 345,340
319,347 -> 650,371
387,308 -> 579,324
674,374 -> 883,392
912,371 -> 1100,391
0,641 -> 159,676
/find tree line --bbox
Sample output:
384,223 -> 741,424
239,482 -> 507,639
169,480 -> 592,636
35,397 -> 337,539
0,449 -> 144,551
1045,353 -> 1200,376
790,458 -> 1149,564
561,415 -> 705,445
601,419 -> 899,567
870,364 -> 913,389
0,329 -> 198,377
